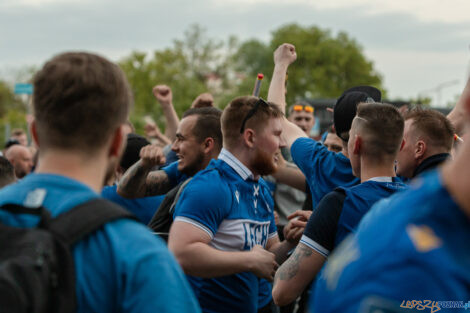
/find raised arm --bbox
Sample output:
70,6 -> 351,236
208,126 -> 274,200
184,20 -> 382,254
117,144 -> 172,198
448,78 -> 470,136
153,85 -> 180,142
267,43 -> 307,149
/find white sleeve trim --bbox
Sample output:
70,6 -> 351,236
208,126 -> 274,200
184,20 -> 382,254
174,216 -> 214,239
268,231 -> 278,239
300,235 -> 329,258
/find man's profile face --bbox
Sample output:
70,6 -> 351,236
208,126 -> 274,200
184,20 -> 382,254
324,132 -> 343,153
172,115 -> 206,176
396,119 -> 418,178
288,110 -> 314,135
252,117 -> 284,176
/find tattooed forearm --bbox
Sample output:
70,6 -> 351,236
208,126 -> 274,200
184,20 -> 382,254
117,160 -> 152,198
144,172 -> 172,196
277,245 -> 313,281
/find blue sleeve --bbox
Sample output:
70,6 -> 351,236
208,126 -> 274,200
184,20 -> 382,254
291,137 -> 335,181
162,161 -> 185,186
173,171 -> 230,238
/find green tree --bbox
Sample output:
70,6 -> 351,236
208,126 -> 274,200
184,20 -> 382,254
0,81 -> 28,142
233,24 -> 384,105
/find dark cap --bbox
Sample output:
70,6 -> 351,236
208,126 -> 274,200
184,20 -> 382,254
4,138 -> 20,149
120,134 -> 150,170
333,86 -> 381,141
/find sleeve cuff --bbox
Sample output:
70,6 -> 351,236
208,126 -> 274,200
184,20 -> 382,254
174,216 -> 214,239
300,235 -> 329,258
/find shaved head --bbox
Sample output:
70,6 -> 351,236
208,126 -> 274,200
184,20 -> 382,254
5,145 -> 33,179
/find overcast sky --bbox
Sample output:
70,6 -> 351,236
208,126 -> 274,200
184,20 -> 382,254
1,0 -> 470,106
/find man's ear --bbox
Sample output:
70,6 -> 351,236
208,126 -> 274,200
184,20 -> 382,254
30,120 -> 40,148
109,126 -> 126,158
353,135 -> 362,155
415,140 -> 426,160
242,129 -> 256,149
202,137 -> 215,154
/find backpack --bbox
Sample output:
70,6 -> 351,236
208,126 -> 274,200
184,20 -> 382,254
0,198 -> 136,313
148,178 -> 192,242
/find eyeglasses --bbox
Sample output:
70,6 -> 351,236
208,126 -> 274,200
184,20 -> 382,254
240,98 -> 269,133
293,104 -> 314,113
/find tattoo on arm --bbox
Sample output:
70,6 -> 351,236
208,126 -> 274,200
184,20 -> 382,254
144,171 -> 172,196
117,161 -> 150,198
277,245 -> 313,281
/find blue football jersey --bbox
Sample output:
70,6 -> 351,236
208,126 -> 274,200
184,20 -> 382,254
174,150 -> 277,313
310,170 -> 470,313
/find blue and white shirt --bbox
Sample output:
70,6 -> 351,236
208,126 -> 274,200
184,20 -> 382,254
174,148 -> 277,313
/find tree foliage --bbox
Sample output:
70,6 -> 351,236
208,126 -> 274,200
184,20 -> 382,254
118,23 -> 385,133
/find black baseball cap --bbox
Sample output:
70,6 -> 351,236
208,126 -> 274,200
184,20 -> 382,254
333,86 -> 381,141
120,134 -> 150,171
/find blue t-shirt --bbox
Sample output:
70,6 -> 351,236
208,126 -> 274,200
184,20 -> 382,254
291,137 -> 359,208
101,184 -> 164,224
162,160 -> 189,186
174,151 -> 277,313
0,173 -> 201,313
311,170 -> 470,313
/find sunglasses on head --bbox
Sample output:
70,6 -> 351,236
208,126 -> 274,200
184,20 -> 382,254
240,98 -> 269,134
293,104 -> 314,113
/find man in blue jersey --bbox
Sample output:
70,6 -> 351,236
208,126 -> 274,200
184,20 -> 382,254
0,52 -> 200,313
117,107 -> 222,197
272,102 -> 407,306
267,44 -> 381,209
169,96 -> 298,313
310,80 -> 470,313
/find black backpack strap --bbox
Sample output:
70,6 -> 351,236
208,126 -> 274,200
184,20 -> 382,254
48,198 -> 137,246
0,204 -> 52,228
169,177 -> 192,215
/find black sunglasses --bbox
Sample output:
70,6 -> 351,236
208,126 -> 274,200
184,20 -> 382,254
239,98 -> 269,133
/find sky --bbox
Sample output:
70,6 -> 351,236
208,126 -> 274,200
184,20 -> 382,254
1,0 -> 470,106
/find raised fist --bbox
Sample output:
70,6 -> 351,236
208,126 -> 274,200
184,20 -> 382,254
139,144 -> 166,169
274,43 -> 297,67
152,85 -> 173,106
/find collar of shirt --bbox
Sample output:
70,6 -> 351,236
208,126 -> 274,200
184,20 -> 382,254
218,148 -> 254,181
367,176 -> 393,183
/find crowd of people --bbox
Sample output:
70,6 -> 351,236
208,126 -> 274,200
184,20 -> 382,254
0,42 -> 469,313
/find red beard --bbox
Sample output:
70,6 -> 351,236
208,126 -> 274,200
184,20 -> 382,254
252,147 -> 277,176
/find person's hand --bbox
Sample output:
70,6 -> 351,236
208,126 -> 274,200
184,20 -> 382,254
144,123 -> 162,139
139,144 -> 166,169
249,245 -> 278,282
287,210 -> 312,228
274,43 -> 297,67
152,85 -> 173,106
283,220 -> 304,244
191,93 -> 214,108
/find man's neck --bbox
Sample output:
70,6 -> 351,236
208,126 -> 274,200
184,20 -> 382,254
222,147 -> 259,180
442,140 -> 470,219
35,149 -> 108,193
359,160 -> 396,183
